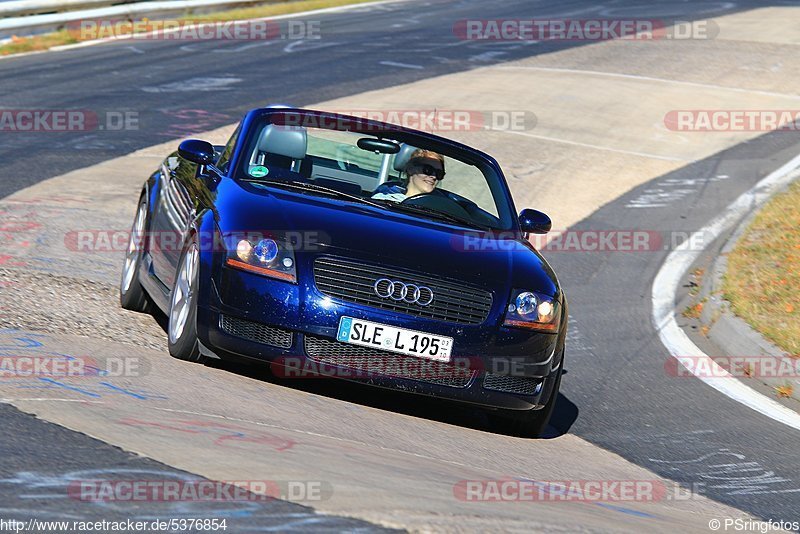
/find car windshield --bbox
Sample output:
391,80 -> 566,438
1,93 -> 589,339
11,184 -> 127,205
234,112 -> 515,231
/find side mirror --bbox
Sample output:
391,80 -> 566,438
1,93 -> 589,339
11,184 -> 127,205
519,209 -> 552,234
178,139 -> 215,165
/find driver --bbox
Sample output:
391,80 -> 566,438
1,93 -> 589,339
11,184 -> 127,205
371,149 -> 446,202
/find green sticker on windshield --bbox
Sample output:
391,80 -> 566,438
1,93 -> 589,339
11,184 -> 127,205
249,165 -> 269,178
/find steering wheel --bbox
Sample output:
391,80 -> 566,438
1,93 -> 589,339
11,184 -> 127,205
401,193 -> 474,221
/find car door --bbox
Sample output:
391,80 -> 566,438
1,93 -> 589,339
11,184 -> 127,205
150,152 -> 197,289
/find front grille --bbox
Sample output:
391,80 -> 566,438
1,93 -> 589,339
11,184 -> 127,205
313,257 -> 493,325
483,373 -> 543,395
304,335 -> 475,388
220,315 -> 293,349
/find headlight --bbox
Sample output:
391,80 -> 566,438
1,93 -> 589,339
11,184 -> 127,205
225,236 -> 297,283
503,289 -> 560,332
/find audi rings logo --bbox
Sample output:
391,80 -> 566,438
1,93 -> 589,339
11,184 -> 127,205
373,278 -> 434,306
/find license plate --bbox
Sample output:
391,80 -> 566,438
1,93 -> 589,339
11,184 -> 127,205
336,317 -> 453,362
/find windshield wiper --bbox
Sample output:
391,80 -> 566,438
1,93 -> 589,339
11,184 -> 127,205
384,203 -> 493,231
243,178 -> 385,209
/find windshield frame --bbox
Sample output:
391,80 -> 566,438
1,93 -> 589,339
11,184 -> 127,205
229,108 -> 519,232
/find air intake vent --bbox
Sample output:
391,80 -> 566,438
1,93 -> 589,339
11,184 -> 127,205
220,315 -> 293,349
304,335 -> 475,388
483,373 -> 543,395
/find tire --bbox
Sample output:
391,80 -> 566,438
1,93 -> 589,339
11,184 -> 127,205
489,367 -> 562,438
120,199 -> 152,313
167,236 -> 204,362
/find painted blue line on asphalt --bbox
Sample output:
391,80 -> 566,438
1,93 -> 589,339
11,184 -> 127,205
99,382 -> 148,400
593,502 -> 658,518
0,334 -> 45,349
38,378 -> 101,398
513,477 -> 658,519
0,350 -> 80,360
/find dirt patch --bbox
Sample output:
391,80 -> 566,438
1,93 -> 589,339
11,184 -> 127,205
0,268 -> 166,351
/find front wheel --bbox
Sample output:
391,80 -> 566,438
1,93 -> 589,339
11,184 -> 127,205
488,368 -> 562,438
167,237 -> 204,362
120,199 -> 152,312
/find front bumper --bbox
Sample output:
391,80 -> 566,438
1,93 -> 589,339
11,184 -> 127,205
198,264 -> 563,411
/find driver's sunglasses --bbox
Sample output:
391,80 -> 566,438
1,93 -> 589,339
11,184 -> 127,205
409,163 -> 445,180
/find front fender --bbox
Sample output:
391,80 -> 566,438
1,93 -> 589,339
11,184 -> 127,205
145,168 -> 161,220
185,209 -> 220,312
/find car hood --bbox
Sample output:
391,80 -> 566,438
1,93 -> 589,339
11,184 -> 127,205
215,181 -> 560,297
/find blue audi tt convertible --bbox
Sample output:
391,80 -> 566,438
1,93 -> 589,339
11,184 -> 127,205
120,107 -> 567,437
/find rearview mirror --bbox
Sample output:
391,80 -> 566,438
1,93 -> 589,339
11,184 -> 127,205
519,209 -> 552,234
357,137 -> 400,154
178,139 -> 215,165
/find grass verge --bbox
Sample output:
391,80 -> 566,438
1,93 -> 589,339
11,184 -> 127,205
722,177 -> 800,356
0,0 -> 379,56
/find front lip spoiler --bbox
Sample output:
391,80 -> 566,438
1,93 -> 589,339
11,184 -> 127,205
198,339 -> 221,359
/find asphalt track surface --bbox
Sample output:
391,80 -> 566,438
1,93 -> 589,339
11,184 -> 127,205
0,403 -> 391,531
0,0 -> 773,199
2,0 -> 800,530
549,127 -> 800,521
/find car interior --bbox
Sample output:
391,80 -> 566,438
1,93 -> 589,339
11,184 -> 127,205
246,123 -> 501,228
